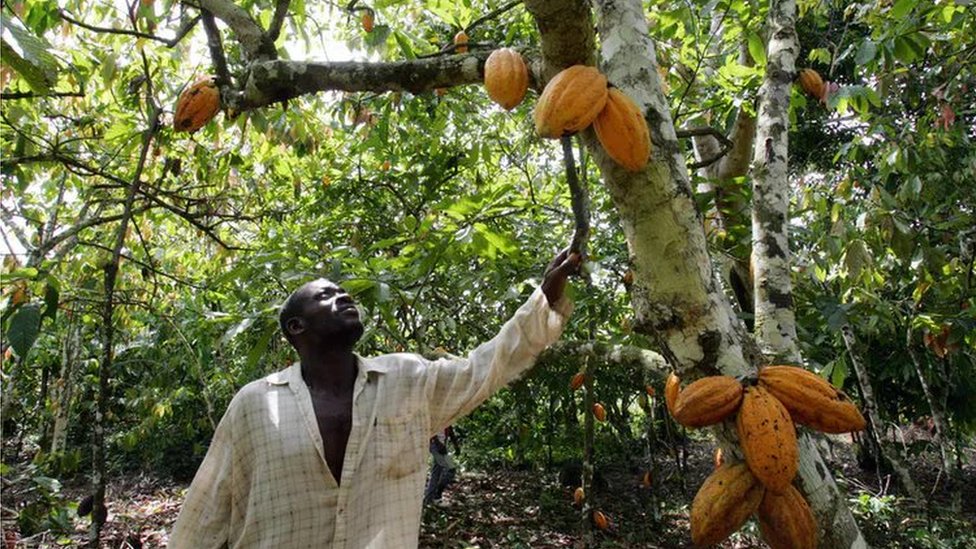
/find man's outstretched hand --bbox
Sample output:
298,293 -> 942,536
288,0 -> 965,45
541,248 -> 583,307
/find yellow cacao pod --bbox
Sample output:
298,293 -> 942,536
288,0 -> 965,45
759,365 -> 866,433
593,87 -> 651,172
671,375 -> 744,428
664,372 -> 680,417
592,402 -> 607,422
758,484 -> 817,549
174,77 -> 220,133
690,463 -> 765,547
533,65 -> 608,138
483,48 -> 529,110
736,385 -> 798,493
453,31 -> 469,53
797,69 -> 825,101
573,486 -> 584,505
570,372 -> 586,391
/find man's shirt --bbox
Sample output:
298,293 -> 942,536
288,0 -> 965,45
168,287 -> 571,548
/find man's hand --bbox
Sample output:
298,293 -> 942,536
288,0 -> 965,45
541,248 -> 583,307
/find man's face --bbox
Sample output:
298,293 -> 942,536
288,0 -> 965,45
290,279 -> 364,345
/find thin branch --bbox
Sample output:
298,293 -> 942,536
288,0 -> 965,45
268,0 -> 291,42
561,136 -> 589,256
1,91 -> 85,100
678,127 -> 733,169
201,9 -> 232,86
58,9 -> 201,47
465,1 -> 522,34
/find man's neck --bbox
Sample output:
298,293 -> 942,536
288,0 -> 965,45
299,347 -> 358,395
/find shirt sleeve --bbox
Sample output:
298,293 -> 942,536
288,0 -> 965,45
168,398 -> 237,549
425,287 -> 572,433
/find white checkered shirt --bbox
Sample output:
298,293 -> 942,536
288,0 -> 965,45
168,287 -> 571,548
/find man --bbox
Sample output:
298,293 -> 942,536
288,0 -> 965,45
423,425 -> 460,506
168,249 -> 580,548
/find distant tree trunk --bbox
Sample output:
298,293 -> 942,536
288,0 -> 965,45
50,318 -> 81,457
579,357 -> 595,546
89,107 -> 160,547
750,0 -> 801,365
905,321 -> 960,508
841,324 -> 921,499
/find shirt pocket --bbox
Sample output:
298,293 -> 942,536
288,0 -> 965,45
374,413 -> 425,480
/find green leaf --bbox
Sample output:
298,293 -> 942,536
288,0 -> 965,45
0,16 -> 59,94
747,32 -> 766,67
891,0 -> 917,20
42,281 -> 58,322
245,326 -> 276,371
7,302 -> 42,359
393,31 -> 415,59
855,40 -> 877,65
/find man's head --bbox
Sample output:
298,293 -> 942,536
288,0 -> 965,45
279,279 -> 364,351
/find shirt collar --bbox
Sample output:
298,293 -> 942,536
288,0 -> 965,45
267,354 -> 393,387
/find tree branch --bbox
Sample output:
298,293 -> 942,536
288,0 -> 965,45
58,9 -> 200,47
268,0 -> 291,42
200,9 -> 232,86
196,0 -> 277,61
1,91 -> 84,100
561,136 -> 589,256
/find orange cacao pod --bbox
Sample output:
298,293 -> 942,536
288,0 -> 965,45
570,372 -> 586,391
736,385 -> 798,493
533,65 -> 608,138
573,486 -> 584,505
593,510 -> 609,530
645,385 -> 655,397
174,77 -> 220,133
483,48 -> 529,110
797,69 -> 825,101
664,372 -> 680,416
759,365 -> 866,433
593,87 -> 651,172
758,484 -> 817,549
453,31 -> 469,53
671,375 -> 744,428
641,471 -> 652,488
690,463 -> 765,547
361,11 -> 374,33
592,402 -> 606,422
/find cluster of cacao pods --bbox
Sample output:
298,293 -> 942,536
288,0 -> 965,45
173,77 -> 221,133
532,65 -> 651,172
666,365 -> 866,548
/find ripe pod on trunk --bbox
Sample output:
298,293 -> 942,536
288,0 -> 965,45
570,372 -> 586,391
593,87 -> 651,172
736,385 -> 798,493
797,69 -> 825,101
664,372 -> 680,416
593,510 -> 609,530
453,31 -> 469,53
671,375 -> 744,428
592,402 -> 607,422
533,65 -> 608,138
759,365 -> 866,433
573,487 -> 584,505
758,484 -> 817,549
174,77 -> 220,133
690,463 -> 765,547
483,48 -> 529,111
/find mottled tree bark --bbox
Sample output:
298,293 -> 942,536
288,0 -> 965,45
751,0 -> 801,364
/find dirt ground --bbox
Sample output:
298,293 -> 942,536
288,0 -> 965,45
3,436 -> 974,548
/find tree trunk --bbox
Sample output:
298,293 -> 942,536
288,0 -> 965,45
579,356 -> 595,546
840,324 -> 921,499
750,0 -> 801,364
50,318 -> 81,457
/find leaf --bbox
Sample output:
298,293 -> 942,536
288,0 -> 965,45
7,302 -> 42,359
890,0 -> 917,20
855,40 -> 877,65
245,326 -> 275,371
42,281 -> 59,322
219,317 -> 254,346
747,32 -> 766,67
0,16 -> 60,93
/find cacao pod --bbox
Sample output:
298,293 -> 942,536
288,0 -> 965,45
797,69 -> 825,101
664,372 -> 680,417
453,31 -> 469,53
483,48 -> 529,110
570,372 -> 586,391
759,365 -> 866,433
592,402 -> 607,422
361,11 -> 374,33
758,484 -> 817,549
671,375 -> 744,428
713,447 -> 724,470
641,471 -> 652,488
736,385 -> 798,493
593,87 -> 651,172
174,77 -> 220,133
533,65 -> 608,138
645,385 -> 655,397
690,463 -> 765,547
593,510 -> 609,530
573,486 -> 584,505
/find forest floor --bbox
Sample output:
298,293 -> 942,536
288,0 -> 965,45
3,435 -> 975,548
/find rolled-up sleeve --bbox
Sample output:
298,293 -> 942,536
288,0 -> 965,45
425,287 -> 572,432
